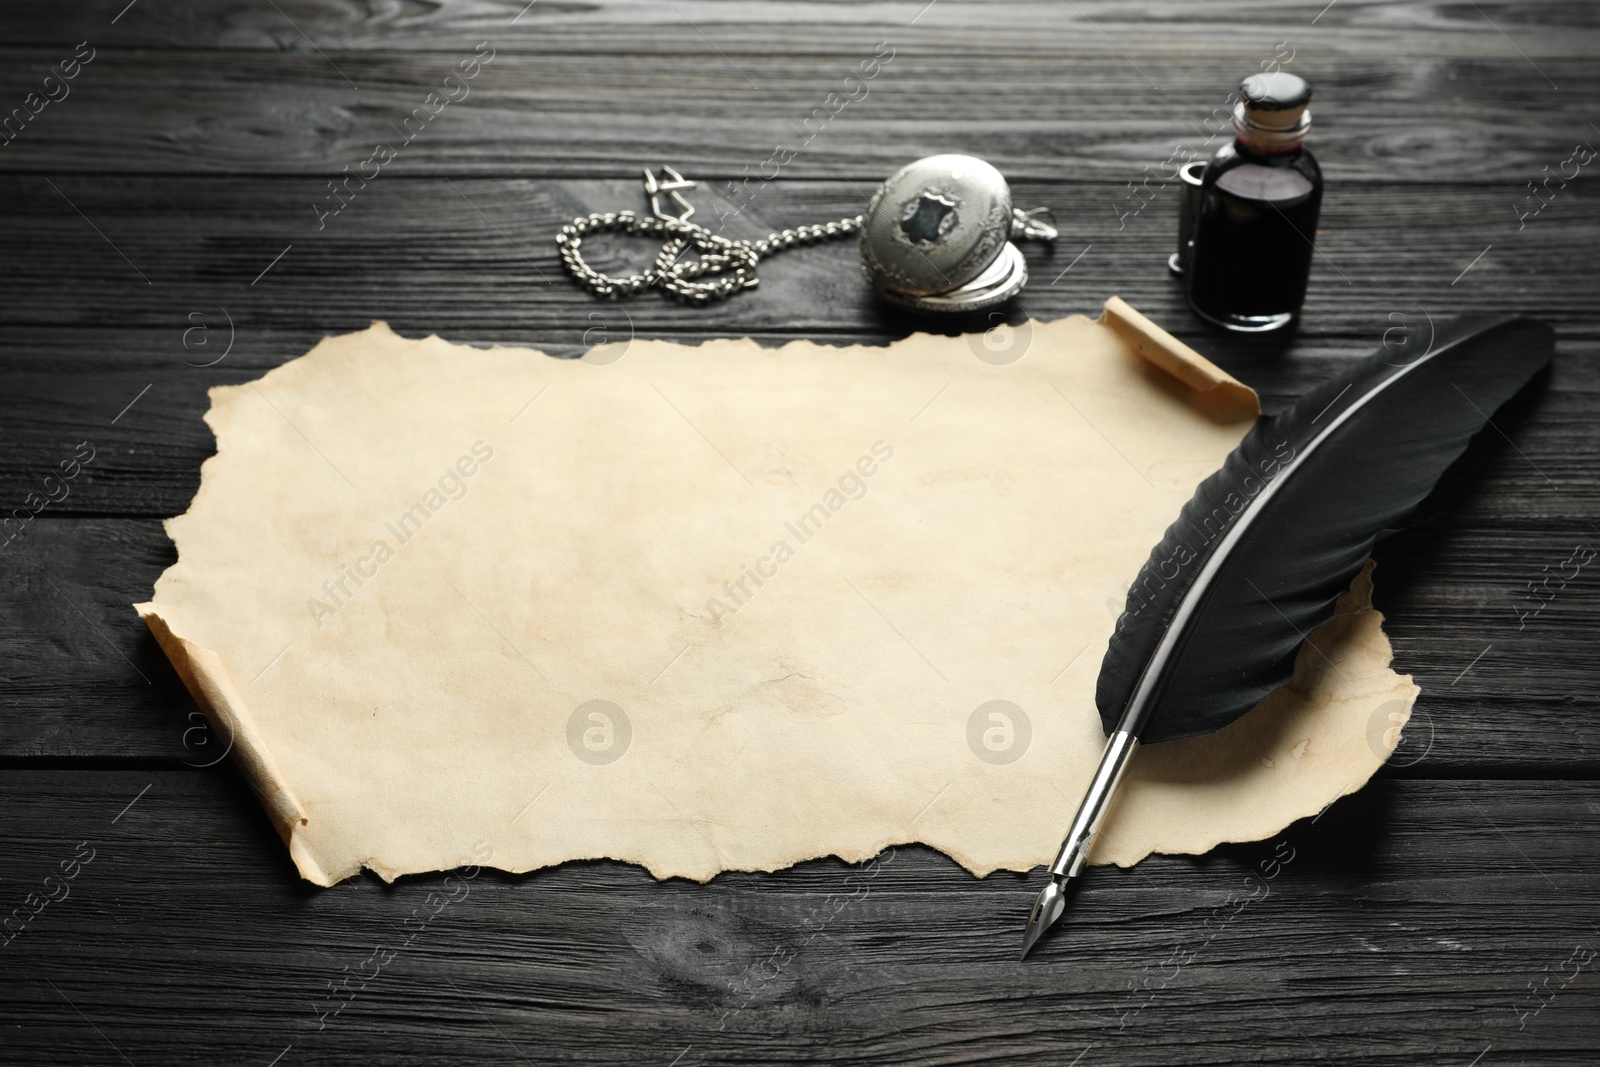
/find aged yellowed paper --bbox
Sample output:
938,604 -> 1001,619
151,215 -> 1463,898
137,300 -> 1415,885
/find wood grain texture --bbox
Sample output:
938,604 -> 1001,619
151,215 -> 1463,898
7,0 -> 1599,51
0,45 -> 1595,181
0,176 -> 1595,334
0,0 -> 1595,181
1,771 -> 1598,1065
1,0 -> 1598,1062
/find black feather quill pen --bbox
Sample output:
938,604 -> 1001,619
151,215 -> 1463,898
1021,313 -> 1554,958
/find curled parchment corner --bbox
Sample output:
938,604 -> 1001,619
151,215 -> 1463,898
135,609 -> 336,885
134,305 -> 1413,887
1100,296 -> 1260,423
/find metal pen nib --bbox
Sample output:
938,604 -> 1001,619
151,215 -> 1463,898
1020,877 -> 1067,959
1019,728 -> 1140,959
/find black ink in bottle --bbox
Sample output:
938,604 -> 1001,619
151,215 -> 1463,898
1186,72 -> 1323,332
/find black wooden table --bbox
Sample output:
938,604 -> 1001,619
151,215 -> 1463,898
3,2 -> 1597,1064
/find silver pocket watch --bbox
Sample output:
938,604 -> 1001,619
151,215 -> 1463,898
558,154 -> 1056,314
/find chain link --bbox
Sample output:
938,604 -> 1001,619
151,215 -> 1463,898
557,210 -> 864,305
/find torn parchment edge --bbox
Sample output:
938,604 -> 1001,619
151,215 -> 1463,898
133,302 -> 1259,887
136,609 -> 331,883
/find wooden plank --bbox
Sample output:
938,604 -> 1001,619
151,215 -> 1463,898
0,15 -> 1594,179
0,770 -> 1596,1064
6,0 -> 1598,54
0,517 -> 191,758
0,176 -> 1594,335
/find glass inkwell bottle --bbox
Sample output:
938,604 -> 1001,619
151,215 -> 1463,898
1185,72 -> 1322,333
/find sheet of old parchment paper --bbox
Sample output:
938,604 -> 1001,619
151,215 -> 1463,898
137,298 -> 1417,885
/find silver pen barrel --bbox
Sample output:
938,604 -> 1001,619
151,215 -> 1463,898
1051,728 -> 1140,878
1020,728 -> 1140,958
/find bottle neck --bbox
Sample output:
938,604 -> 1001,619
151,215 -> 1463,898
1232,102 -> 1310,156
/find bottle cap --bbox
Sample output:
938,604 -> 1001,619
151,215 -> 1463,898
1241,72 -> 1311,122
1234,72 -> 1312,151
